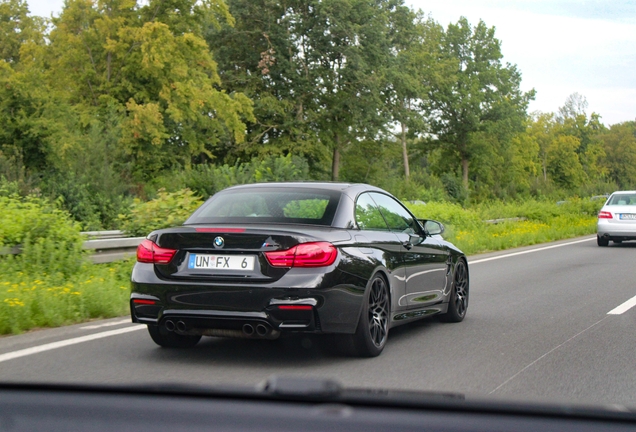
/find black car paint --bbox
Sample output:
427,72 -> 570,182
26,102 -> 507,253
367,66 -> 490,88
131,182 -> 466,336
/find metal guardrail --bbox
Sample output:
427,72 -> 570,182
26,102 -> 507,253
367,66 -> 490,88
483,217 -> 527,224
82,236 -> 145,264
0,231 -> 144,264
81,230 -> 144,264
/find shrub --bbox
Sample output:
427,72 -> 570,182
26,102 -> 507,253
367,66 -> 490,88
118,188 -> 203,236
0,195 -> 85,278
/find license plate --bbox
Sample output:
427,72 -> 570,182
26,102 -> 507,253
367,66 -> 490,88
188,254 -> 255,271
619,214 -> 636,220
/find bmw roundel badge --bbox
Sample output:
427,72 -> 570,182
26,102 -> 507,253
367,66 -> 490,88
213,236 -> 225,248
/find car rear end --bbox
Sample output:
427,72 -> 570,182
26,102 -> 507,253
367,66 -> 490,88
597,191 -> 636,245
130,185 -> 367,340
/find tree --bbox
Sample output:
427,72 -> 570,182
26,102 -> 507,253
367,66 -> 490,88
600,122 -> 636,188
0,0 -> 45,66
384,12 -> 444,179
210,0 -> 400,181
423,17 -> 534,189
44,0 -> 254,181
555,93 -> 606,181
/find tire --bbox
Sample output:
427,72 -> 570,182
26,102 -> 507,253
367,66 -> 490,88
597,235 -> 609,247
147,325 -> 201,348
440,259 -> 469,323
338,274 -> 390,357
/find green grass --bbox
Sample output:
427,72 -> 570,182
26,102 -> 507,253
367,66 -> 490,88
0,258 -> 133,335
406,199 -> 600,255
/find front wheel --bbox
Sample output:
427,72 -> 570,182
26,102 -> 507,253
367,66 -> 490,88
440,259 -> 469,323
597,235 -> 609,247
147,325 -> 201,348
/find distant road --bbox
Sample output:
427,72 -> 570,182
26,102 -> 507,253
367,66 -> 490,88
2,235 -> 636,407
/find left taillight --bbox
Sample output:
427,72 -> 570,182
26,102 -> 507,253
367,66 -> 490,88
265,242 -> 338,268
598,211 -> 613,219
136,239 -> 177,264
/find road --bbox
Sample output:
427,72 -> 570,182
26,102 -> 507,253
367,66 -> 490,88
1,235 -> 636,408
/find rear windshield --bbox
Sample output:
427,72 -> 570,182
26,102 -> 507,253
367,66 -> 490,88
607,194 -> 636,205
185,188 -> 341,226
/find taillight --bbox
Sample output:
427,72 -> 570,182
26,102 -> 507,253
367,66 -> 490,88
265,242 -> 338,268
136,239 -> 177,264
598,211 -> 613,219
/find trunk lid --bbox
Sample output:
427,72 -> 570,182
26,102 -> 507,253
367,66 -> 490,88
151,225 -> 350,283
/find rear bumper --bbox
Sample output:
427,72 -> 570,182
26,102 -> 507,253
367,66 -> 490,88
597,220 -> 636,239
130,263 -> 366,335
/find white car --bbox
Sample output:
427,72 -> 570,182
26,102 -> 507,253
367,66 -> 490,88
597,191 -> 636,246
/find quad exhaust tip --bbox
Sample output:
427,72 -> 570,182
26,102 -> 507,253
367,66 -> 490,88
176,321 -> 187,332
242,324 -> 254,336
165,320 -> 175,332
256,324 -> 269,336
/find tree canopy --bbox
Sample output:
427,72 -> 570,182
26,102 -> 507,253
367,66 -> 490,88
0,0 -> 632,229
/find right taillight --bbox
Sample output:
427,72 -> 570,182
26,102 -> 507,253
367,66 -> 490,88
598,211 -> 613,219
136,239 -> 177,264
265,242 -> 338,268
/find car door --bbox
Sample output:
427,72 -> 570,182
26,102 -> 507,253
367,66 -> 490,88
368,193 -> 450,309
354,193 -> 407,311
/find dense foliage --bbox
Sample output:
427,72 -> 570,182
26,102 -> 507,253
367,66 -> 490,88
0,0 -> 634,231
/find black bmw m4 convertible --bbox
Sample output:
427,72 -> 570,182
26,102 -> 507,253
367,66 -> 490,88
131,182 -> 469,357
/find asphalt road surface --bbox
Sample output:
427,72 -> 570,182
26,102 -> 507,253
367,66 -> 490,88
2,235 -> 636,408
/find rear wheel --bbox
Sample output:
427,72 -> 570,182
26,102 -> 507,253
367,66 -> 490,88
147,325 -> 201,348
440,259 -> 469,323
597,235 -> 609,247
338,274 -> 389,357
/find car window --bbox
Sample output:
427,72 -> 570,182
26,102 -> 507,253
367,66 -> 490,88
607,194 -> 636,205
369,193 -> 418,234
186,189 -> 340,226
355,193 -> 390,231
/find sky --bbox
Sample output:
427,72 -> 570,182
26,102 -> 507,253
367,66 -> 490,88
26,0 -> 636,126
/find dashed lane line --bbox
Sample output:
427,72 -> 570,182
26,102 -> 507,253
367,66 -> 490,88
607,294 -> 636,315
0,325 -> 145,364
80,318 -> 131,330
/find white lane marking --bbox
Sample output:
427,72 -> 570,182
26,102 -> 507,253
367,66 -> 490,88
469,237 -> 596,265
608,294 -> 636,315
489,316 -> 608,394
80,318 -> 131,330
0,325 -> 145,364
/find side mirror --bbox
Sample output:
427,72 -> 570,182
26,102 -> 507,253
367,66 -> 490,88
419,219 -> 444,236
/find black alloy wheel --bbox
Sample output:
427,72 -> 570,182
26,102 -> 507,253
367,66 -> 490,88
341,274 -> 390,357
440,259 -> 469,323
597,235 -> 609,247
147,325 -> 202,348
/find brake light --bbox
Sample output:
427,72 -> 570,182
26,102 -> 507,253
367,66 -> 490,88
598,211 -> 613,219
195,228 -> 246,233
136,239 -> 177,264
265,242 -> 338,268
